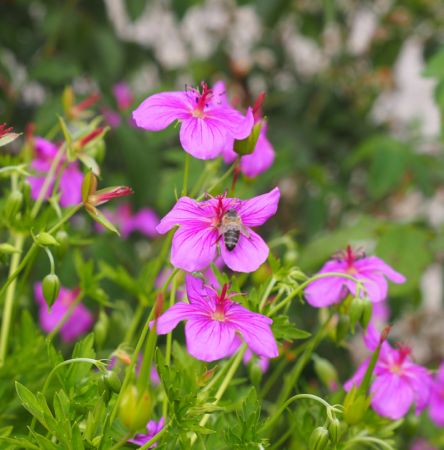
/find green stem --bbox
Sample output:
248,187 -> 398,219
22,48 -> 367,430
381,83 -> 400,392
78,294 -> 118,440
182,153 -> 190,196
343,436 -> 395,450
0,233 -> 25,367
260,393 -> 340,434
123,301 -> 145,345
191,345 -> 247,446
43,247 -> 55,274
162,277 -> 177,418
267,272 -> 365,317
139,425 -> 168,450
197,163 -> 237,201
109,432 -> 132,450
259,277 -> 276,312
275,313 -> 333,408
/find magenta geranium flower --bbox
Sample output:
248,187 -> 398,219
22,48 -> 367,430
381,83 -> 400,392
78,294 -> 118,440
128,417 -> 164,448
34,283 -> 94,342
156,187 -> 280,273
28,137 -> 83,207
113,82 -> 133,111
304,246 -> 406,307
345,325 -> 432,420
155,275 -> 278,362
244,348 -> 270,373
428,362 -> 444,426
96,203 -> 159,238
132,82 -> 254,160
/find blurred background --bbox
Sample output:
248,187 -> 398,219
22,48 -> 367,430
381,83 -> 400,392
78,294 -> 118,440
2,0 -> 444,380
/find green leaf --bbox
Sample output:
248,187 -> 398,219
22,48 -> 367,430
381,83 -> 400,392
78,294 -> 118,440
424,47 -> 444,79
15,382 -> 45,424
271,316 -> 311,341
66,334 -> 96,387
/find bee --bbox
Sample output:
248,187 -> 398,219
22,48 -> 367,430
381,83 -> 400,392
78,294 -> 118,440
220,208 -> 249,251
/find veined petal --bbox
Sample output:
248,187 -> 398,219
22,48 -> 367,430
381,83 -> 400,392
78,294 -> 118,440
156,197 -> 212,234
220,229 -> 269,273
59,163 -> 83,207
132,92 -> 191,131
403,364 -> 432,414
185,319 -> 237,361
156,302 -> 205,334
179,117 -> 227,160
227,304 -> 278,358
205,106 -> 254,141
221,137 -> 237,164
237,187 -> 280,227
355,256 -> 406,284
171,226 -> 218,272
185,274 -> 216,308
370,373 -> 414,419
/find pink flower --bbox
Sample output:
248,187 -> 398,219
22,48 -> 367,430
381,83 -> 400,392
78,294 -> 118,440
96,203 -> 159,238
304,246 -> 406,307
34,283 -> 94,342
155,275 -> 278,362
156,188 -> 280,273
410,439 -> 438,450
132,82 -> 254,160
113,82 -> 134,111
428,362 -> 444,426
128,417 -> 164,448
28,137 -> 83,207
345,325 -> 432,420
218,84 -> 275,178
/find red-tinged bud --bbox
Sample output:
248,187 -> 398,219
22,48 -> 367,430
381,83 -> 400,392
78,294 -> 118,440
154,293 -> 165,320
0,123 -> 14,137
0,123 -> 20,147
233,120 -> 262,156
113,349 -> 132,366
197,367 -> 216,386
72,92 -> 100,117
252,91 -> 266,118
90,186 -> 133,206
25,122 -> 35,142
78,127 -> 105,148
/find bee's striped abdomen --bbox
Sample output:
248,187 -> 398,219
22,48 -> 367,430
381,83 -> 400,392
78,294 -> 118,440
223,229 -> 240,251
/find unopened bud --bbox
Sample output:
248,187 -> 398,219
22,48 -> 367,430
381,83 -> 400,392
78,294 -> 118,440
308,426 -> 330,450
335,314 -> 350,343
343,386 -> 370,425
118,385 -> 152,432
360,298 -> 373,329
35,232 -> 59,247
349,296 -> 365,329
5,190 -> 23,220
313,355 -> 338,391
233,120 -> 262,156
42,274 -> 60,308
0,243 -> 21,255
94,310 -> 109,348
103,370 -> 121,394
328,417 -> 341,444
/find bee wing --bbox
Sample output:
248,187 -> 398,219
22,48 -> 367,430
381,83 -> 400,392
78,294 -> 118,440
240,224 -> 250,238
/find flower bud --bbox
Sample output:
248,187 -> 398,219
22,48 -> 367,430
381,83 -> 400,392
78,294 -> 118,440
103,370 -> 121,394
313,355 -> 338,391
343,386 -> 370,425
349,296 -> 364,329
5,190 -> 23,220
233,120 -> 262,156
360,298 -> 373,329
308,426 -> 330,450
328,417 -> 341,444
118,385 -> 152,432
55,230 -> 69,256
0,243 -> 21,255
94,310 -> 109,348
35,232 -> 59,247
42,273 -> 60,308
335,314 -> 350,343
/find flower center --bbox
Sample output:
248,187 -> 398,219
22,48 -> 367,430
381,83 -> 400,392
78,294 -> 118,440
211,283 -> 230,322
390,344 -> 412,374
334,245 -> 366,271
192,82 -> 213,116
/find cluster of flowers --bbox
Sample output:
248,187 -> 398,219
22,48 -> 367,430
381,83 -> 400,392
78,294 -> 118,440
27,81 -> 444,446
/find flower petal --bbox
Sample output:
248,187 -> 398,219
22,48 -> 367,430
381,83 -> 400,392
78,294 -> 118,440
60,303 -> 94,342
403,364 -> 432,414
370,373 -> 414,419
227,304 -> 278,358
156,302 -> 204,334
355,256 -> 406,284
132,92 -> 191,131
126,208 -> 159,238
179,117 -> 227,160
207,106 -> 254,140
239,129 -> 275,178
344,358 -> 370,391
171,226 -> 218,272
185,274 -> 216,308
185,319 -> 237,361
59,163 -> 83,207
237,187 -> 280,227
220,229 -> 269,273
156,197 -> 212,234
